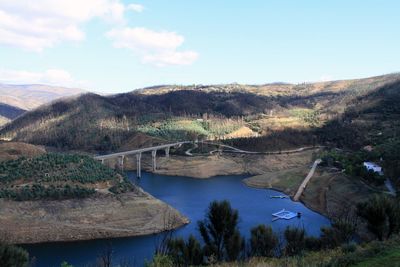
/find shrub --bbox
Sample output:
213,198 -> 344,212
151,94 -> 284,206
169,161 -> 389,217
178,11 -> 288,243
0,243 -> 29,267
167,235 -> 203,266
198,200 -> 244,261
357,195 -> 400,240
284,227 -> 306,256
249,225 -> 278,257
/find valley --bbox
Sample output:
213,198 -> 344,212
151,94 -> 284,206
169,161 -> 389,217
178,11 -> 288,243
0,73 -> 399,266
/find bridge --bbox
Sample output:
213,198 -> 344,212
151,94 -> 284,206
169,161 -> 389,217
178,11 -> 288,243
94,141 -> 191,178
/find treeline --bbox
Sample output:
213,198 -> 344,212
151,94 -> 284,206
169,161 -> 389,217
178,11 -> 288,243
0,153 -> 120,184
0,184 -> 95,201
224,128 -> 317,152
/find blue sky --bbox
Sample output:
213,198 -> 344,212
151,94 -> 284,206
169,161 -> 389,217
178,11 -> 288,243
0,0 -> 399,93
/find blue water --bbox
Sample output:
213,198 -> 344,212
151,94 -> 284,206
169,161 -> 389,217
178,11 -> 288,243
24,172 -> 330,267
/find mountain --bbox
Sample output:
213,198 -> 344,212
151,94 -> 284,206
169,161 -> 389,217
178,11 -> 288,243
0,83 -> 86,110
0,83 -> 86,127
0,102 -> 26,126
0,73 -> 399,153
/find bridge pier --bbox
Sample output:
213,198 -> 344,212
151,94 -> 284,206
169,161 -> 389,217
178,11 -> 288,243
136,153 -> 142,178
165,147 -> 170,158
152,150 -> 157,171
118,155 -> 125,171
101,159 -> 104,165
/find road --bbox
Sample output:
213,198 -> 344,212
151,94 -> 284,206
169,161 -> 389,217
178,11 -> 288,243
293,159 -> 322,201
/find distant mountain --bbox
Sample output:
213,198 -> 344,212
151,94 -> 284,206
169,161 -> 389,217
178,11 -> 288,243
0,73 -> 399,152
0,103 -> 26,126
0,103 -> 25,119
0,83 -> 85,110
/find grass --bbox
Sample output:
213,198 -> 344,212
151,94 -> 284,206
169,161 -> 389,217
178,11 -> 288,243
210,236 -> 400,267
352,246 -> 400,267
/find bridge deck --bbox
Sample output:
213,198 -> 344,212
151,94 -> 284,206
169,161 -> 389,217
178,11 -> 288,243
93,141 -> 190,160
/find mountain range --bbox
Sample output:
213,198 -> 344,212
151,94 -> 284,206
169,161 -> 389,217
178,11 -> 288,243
0,73 -> 399,155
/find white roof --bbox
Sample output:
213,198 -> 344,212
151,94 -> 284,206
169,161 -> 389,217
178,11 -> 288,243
364,162 -> 381,168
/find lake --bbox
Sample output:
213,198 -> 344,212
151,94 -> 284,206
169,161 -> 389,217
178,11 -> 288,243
24,172 -> 330,266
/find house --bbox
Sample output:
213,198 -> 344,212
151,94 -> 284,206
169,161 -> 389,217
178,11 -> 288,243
363,162 -> 383,175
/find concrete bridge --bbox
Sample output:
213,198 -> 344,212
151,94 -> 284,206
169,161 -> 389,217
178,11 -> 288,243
94,141 -> 190,178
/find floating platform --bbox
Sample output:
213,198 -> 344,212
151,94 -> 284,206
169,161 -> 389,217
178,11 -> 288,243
272,209 -> 300,221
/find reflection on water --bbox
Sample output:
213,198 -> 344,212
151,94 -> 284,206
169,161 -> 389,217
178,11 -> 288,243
24,172 -> 330,267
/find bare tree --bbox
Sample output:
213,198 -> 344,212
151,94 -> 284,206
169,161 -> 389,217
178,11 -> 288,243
154,208 -> 180,256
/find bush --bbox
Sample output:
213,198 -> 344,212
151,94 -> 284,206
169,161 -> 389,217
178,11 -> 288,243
284,227 -> 306,256
167,235 -> 203,266
198,200 -> 244,261
0,243 -> 29,267
357,195 -> 400,240
249,225 -> 278,257
145,254 -> 174,267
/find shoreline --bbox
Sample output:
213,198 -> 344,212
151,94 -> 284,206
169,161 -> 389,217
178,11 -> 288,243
1,190 -> 189,245
243,181 -> 330,218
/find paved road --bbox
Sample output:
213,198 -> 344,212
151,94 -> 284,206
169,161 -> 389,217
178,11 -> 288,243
203,141 -> 324,155
293,159 -> 322,201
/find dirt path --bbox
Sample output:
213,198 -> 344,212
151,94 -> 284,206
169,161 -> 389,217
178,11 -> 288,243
293,159 -> 321,201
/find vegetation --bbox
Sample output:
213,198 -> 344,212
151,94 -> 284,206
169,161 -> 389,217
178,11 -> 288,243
249,225 -> 278,257
143,196 -> 400,266
0,242 -> 29,267
0,153 -> 133,200
2,74 -> 399,153
197,200 -> 244,262
321,149 -> 386,186
357,195 -> 400,241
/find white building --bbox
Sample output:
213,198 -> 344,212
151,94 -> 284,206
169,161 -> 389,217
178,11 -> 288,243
363,162 -> 383,175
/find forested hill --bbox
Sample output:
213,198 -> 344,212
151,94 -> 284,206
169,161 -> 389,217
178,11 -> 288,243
0,73 -> 399,152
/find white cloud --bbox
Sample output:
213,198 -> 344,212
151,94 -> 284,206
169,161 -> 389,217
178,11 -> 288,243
127,4 -> 144,13
0,0 -> 127,51
0,68 -> 89,88
106,27 -> 199,66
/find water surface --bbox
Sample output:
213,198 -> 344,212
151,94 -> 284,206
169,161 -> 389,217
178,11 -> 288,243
25,172 -> 330,266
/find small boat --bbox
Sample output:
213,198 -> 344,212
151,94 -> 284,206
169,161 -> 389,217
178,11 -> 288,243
270,195 -> 288,199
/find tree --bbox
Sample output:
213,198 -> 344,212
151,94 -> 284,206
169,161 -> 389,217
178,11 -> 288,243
198,200 -> 244,261
249,225 -> 278,257
167,235 -> 203,266
0,243 -> 29,267
357,194 -> 400,240
284,227 -> 305,256
320,219 -> 357,249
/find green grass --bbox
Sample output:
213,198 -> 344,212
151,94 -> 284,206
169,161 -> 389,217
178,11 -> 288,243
352,246 -> 400,267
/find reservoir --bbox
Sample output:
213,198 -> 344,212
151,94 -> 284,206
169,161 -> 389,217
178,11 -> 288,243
25,172 -> 330,266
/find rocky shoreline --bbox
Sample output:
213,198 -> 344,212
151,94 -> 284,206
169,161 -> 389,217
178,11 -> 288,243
0,189 -> 188,244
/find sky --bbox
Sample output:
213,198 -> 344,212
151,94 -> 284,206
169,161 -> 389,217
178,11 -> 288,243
0,0 -> 399,94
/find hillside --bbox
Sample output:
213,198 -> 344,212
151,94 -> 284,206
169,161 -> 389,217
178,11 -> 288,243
0,73 -> 399,153
0,152 -> 187,244
0,153 -> 134,201
0,141 -> 46,162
